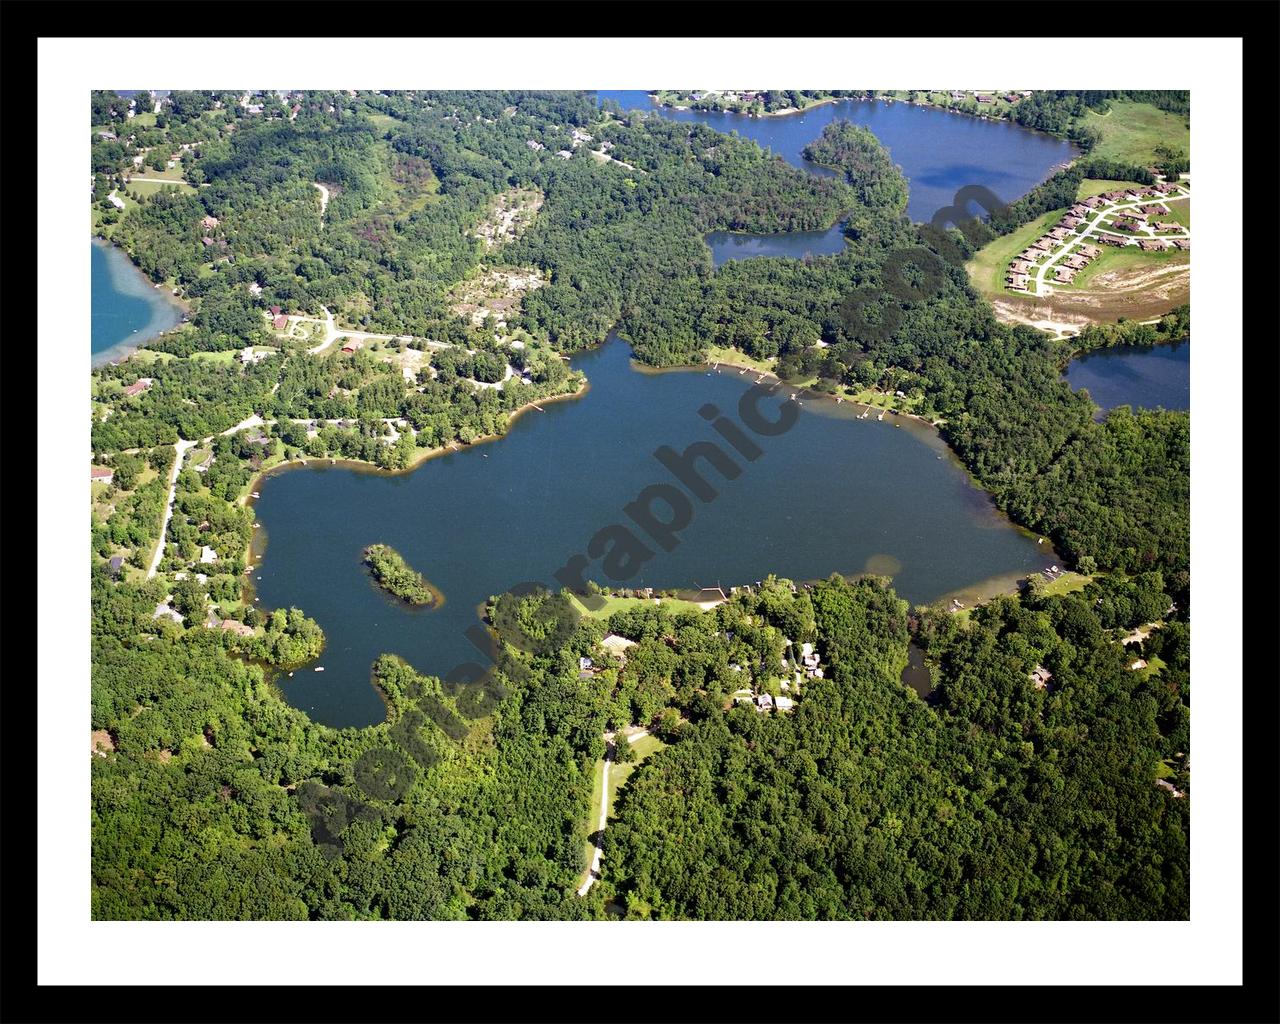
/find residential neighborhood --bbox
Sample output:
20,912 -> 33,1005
1005,179 -> 1190,297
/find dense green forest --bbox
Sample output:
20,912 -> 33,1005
89,90 -> 1190,921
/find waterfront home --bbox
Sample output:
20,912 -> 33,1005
91,465 -> 114,484
218,619 -> 255,638
123,377 -> 154,398
975,94 -> 995,104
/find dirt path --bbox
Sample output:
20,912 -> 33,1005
147,438 -> 197,578
313,182 -> 330,225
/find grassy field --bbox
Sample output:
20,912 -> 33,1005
128,163 -> 190,183
966,208 -> 1064,297
1075,178 -> 1148,201
124,349 -> 177,366
1066,245 -> 1187,292
1163,198 -> 1191,228
1081,101 -> 1189,166
568,593 -> 707,620
127,178 -> 197,198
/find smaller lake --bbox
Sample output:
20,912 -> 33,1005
901,641 -> 933,700
705,221 -> 848,267
91,239 -> 185,365
1064,339 -> 1190,416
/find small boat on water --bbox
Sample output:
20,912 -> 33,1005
314,667 -> 325,672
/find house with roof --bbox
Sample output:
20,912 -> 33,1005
123,377 -> 154,398
91,465 -> 115,485
1054,267 -> 1076,284
219,619 -> 255,638
108,556 -> 125,578
1172,238 -> 1190,251
601,633 -> 638,661
272,315 -> 289,330
1029,664 -> 1053,691
200,545 -> 218,565
1137,239 -> 1169,252
341,337 -> 364,353
202,215 -> 220,230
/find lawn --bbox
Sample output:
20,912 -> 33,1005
1075,178 -> 1148,201
128,163 -> 190,183
1033,570 -> 1094,598
568,593 -> 707,620
1081,101 -> 1189,166
1163,197 -> 1191,228
703,344 -> 775,375
127,178 -> 197,199
966,208 -> 1065,298
189,350 -> 240,365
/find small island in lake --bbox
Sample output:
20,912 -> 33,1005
363,544 -> 443,607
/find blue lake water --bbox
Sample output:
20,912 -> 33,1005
706,221 -> 849,267
254,336 -> 1052,728
1064,339 -> 1190,415
596,91 -> 1078,223
91,240 -> 184,365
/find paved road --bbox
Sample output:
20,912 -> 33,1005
1030,186 -> 1190,297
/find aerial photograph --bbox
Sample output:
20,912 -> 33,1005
88,87 -> 1191,922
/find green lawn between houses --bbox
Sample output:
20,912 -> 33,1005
965,209 -> 1065,298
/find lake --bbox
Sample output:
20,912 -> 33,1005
596,92 -> 1079,223
1064,339 -> 1190,415
92,239 -> 184,365
252,336 -> 1053,728
706,221 -> 848,267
